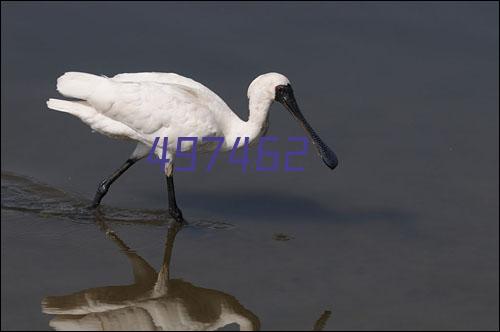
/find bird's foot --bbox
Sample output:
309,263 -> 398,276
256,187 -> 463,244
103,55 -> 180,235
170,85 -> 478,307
168,207 -> 185,223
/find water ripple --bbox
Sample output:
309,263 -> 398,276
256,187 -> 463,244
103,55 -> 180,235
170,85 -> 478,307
1,171 -> 234,230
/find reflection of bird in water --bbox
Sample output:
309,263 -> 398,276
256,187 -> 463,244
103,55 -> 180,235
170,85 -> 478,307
42,218 -> 260,331
41,216 -> 332,331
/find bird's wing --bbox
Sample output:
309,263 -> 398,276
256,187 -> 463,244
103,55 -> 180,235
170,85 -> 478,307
112,72 -> 232,114
84,79 -> 220,143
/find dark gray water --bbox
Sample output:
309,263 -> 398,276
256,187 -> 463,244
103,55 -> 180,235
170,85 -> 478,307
1,2 -> 498,330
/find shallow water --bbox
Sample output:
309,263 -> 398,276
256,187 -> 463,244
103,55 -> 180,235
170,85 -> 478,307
2,2 -> 499,330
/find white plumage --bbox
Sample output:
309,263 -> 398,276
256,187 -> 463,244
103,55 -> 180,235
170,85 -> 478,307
47,71 -> 287,159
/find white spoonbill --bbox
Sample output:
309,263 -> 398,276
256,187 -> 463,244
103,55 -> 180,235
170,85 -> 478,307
47,72 -> 338,222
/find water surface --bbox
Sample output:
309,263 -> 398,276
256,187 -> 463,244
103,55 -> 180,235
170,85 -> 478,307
2,2 -> 499,330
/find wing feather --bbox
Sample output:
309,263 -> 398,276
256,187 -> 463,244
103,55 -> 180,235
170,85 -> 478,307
84,79 -> 220,146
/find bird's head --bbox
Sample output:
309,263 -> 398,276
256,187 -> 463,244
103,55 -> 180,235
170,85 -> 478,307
248,72 -> 338,170
247,72 -> 290,100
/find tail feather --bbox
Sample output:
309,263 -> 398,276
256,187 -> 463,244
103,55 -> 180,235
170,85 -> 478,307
46,98 -> 141,140
48,72 -> 141,141
56,72 -> 107,100
46,98 -> 95,119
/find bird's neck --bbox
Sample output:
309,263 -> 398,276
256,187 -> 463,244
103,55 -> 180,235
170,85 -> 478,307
239,94 -> 273,143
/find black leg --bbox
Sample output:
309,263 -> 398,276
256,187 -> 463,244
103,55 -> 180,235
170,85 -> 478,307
91,158 -> 138,208
166,167 -> 184,223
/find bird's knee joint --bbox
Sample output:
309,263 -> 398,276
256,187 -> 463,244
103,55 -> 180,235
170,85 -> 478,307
165,163 -> 174,177
97,180 -> 109,194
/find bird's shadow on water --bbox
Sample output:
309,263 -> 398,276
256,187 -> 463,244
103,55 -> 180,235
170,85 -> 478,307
1,171 -> 415,229
181,190 -> 415,225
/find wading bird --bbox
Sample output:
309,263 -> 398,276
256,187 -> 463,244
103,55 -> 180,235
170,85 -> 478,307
47,72 -> 338,222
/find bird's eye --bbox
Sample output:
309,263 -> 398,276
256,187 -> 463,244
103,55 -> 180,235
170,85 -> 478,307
275,85 -> 286,95
274,86 -> 285,102
275,84 -> 291,102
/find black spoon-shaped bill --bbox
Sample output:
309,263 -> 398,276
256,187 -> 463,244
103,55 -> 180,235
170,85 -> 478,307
275,84 -> 338,170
